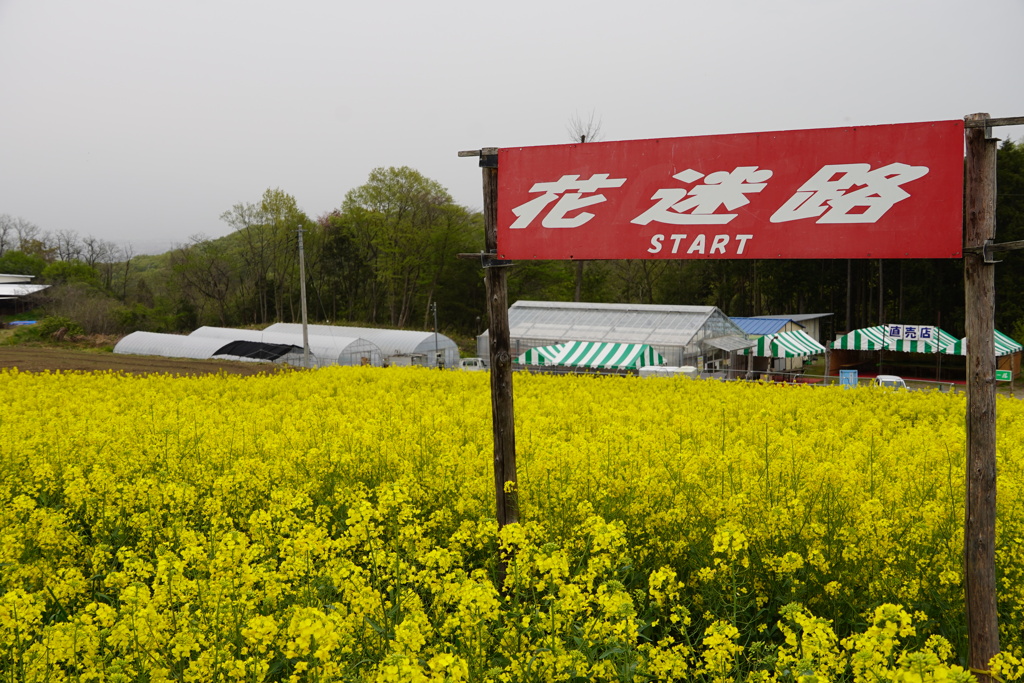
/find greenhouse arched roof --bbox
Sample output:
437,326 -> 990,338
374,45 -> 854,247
264,323 -> 458,368
188,326 -> 383,367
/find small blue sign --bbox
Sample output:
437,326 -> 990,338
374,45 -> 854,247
839,369 -> 858,388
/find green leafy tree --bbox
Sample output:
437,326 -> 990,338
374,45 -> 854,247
221,188 -> 311,325
995,139 -> 1024,333
0,250 -> 47,277
339,167 -> 482,327
42,259 -> 101,287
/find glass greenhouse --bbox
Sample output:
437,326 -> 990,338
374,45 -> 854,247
477,300 -> 750,368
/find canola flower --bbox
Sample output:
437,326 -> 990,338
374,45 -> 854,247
1,365 -> 1023,682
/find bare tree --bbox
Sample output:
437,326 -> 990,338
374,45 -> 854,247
54,229 -> 83,261
82,236 -> 117,269
115,243 -> 135,300
566,111 -> 603,300
0,214 -> 14,256
567,109 -> 603,144
9,218 -> 42,252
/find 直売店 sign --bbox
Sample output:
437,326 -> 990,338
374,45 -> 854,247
497,120 -> 964,260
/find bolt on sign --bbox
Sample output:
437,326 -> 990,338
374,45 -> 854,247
497,120 -> 964,260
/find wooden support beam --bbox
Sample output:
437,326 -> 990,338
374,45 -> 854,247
964,111 -> 1000,682
964,116 -> 1024,129
964,239 -> 1024,255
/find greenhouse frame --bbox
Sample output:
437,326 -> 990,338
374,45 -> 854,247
479,300 -> 751,368
265,323 -> 459,368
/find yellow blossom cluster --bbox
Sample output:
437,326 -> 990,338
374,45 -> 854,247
1,366 -> 1023,681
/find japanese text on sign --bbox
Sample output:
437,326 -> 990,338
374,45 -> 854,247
497,121 -> 964,260
885,325 -> 936,341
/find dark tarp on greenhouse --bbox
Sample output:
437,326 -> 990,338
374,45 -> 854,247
213,340 -> 300,361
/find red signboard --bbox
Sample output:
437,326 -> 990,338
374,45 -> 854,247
497,120 -> 965,260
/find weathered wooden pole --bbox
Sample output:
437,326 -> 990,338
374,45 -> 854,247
477,148 -> 519,529
964,111 -> 999,680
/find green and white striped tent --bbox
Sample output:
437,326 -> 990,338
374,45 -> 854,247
737,330 -> 826,357
830,325 -> 959,353
942,330 -> 1023,357
830,326 -> 888,351
888,327 -> 959,353
552,341 -> 665,370
516,344 -> 565,365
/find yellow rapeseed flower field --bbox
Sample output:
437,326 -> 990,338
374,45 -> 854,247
1,366 -> 1023,682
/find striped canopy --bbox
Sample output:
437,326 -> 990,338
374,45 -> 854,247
738,330 -> 826,357
942,330 -> 1023,357
830,326 -> 887,351
552,341 -> 665,370
830,325 -> 958,353
516,344 -> 564,365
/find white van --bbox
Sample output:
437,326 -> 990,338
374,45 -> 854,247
875,374 -> 908,389
458,357 -> 489,371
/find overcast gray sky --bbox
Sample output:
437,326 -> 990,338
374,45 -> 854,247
1,0 -> 1022,255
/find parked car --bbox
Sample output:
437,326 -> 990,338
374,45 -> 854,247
874,374 -> 908,389
458,357 -> 489,371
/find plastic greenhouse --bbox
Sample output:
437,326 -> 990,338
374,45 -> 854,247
479,300 -> 751,368
113,332 -> 266,362
187,326 -> 383,367
265,323 -> 459,368
115,328 -> 383,368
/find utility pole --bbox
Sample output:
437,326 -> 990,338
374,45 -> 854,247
297,227 -> 310,368
431,301 -> 440,367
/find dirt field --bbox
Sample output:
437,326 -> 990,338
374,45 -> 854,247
0,345 -> 294,376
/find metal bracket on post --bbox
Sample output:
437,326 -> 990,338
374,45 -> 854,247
480,149 -> 498,168
456,250 -> 514,269
481,251 -> 512,269
981,239 -> 1001,264
962,237 -> 1024,263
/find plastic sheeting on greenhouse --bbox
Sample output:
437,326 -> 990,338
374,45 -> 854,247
212,340 -> 300,361
264,323 -> 458,368
113,332 -> 266,362
737,330 -> 826,358
188,326 -> 383,367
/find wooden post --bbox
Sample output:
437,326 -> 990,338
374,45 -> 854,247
964,112 -> 1000,680
479,149 -> 519,530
